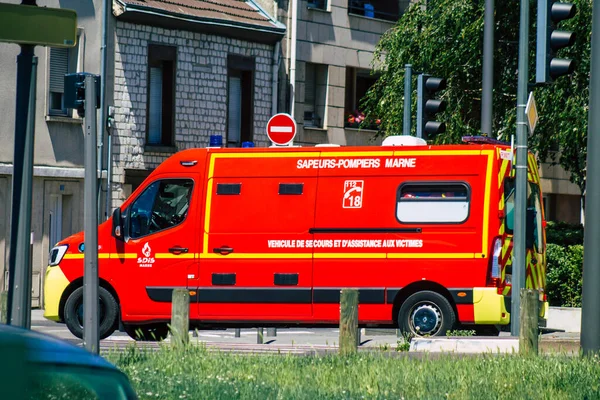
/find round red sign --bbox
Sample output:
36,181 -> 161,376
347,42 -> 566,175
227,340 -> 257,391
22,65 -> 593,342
266,113 -> 297,146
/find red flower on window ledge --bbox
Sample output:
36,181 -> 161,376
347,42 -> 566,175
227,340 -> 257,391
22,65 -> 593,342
346,110 -> 381,130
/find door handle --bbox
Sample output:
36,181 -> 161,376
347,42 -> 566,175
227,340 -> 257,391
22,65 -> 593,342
168,246 -> 189,255
213,246 -> 234,255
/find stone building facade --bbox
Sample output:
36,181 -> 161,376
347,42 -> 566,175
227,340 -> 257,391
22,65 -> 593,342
109,0 -> 285,205
110,21 -> 279,206
269,0 -> 413,146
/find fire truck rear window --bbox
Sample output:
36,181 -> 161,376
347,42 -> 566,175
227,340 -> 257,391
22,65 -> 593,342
396,183 -> 470,224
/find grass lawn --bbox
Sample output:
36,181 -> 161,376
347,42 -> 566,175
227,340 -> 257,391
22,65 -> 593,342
108,345 -> 600,400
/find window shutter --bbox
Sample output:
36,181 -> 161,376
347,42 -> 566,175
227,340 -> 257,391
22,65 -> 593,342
148,66 -> 163,145
49,48 -> 68,94
228,76 -> 242,146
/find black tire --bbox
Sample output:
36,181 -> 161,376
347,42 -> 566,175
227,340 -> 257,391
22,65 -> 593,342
398,291 -> 456,337
124,323 -> 169,341
64,286 -> 118,340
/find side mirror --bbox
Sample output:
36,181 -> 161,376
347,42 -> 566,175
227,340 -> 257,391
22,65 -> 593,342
526,207 -> 536,249
112,208 -> 124,240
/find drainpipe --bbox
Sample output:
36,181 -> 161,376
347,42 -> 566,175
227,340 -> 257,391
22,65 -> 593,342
289,0 -> 298,118
100,0 -> 110,220
105,130 -> 112,219
272,41 -> 281,115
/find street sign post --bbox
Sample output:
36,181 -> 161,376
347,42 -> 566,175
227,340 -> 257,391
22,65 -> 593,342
83,74 -> 100,354
4,1 -> 77,331
0,3 -> 77,47
266,113 -> 297,146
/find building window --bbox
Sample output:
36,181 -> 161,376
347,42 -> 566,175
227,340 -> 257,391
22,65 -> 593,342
48,31 -> 82,117
396,182 -> 470,224
147,44 -> 176,146
227,55 -> 254,147
304,63 -> 328,128
344,68 -> 380,129
348,0 -> 400,22
307,0 -> 327,10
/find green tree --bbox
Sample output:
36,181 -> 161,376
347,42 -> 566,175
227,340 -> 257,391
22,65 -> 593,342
363,0 -> 592,194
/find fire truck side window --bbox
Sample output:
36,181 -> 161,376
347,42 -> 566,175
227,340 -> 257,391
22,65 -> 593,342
396,182 -> 470,224
129,179 -> 193,239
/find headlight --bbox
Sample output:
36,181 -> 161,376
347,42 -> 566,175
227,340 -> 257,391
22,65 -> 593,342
48,245 -> 68,266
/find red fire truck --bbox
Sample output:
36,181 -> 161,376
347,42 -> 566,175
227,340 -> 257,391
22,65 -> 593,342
44,136 -> 548,340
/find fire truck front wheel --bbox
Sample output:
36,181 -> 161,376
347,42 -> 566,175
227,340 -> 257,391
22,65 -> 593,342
398,291 -> 456,337
63,286 -> 118,339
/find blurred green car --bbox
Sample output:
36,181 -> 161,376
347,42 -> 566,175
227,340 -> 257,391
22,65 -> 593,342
0,324 -> 137,400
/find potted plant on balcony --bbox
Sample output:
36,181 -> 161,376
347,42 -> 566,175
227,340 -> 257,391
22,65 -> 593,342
346,109 -> 381,130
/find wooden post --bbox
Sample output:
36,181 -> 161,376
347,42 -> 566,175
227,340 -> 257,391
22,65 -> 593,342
234,328 -> 241,337
257,327 -> 264,344
267,327 -> 277,337
519,288 -> 539,355
339,288 -> 359,356
171,288 -> 189,347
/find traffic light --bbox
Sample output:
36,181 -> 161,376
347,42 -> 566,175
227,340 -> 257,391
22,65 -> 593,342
416,74 -> 446,139
64,72 -> 100,117
536,0 -> 577,83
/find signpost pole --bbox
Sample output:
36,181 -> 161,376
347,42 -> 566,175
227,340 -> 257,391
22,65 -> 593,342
7,46 -> 36,328
403,64 -> 412,135
581,0 -> 600,355
83,74 -> 99,354
512,0 -> 530,337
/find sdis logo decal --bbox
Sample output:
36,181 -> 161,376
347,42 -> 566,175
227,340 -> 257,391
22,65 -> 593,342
138,242 -> 155,267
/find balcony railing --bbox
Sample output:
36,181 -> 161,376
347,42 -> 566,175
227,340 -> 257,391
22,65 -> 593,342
347,1 -> 399,22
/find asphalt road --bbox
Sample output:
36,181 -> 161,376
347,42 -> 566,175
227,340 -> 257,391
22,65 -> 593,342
31,310 -> 580,355
30,310 -> 407,354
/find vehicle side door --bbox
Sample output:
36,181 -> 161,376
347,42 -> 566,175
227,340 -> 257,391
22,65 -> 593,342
114,175 -> 199,320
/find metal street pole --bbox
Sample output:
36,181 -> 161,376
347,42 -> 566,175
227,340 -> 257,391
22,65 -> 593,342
403,64 -> 412,135
511,0 -> 530,337
481,0 -> 495,137
581,0 -> 600,355
7,48 -> 36,329
84,74 -> 99,354
416,74 -> 424,139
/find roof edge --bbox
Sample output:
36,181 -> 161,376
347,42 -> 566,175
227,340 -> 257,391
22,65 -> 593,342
114,0 -> 286,41
246,0 -> 286,31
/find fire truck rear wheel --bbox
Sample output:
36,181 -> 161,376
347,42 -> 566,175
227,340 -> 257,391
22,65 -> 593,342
123,323 -> 169,341
398,291 -> 455,337
64,286 -> 118,340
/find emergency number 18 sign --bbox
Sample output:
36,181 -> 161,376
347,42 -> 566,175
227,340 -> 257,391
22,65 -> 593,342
343,180 -> 364,208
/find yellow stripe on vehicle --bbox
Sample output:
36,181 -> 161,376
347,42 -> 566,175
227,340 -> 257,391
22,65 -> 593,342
498,158 -> 509,188
481,150 -> 494,258
327,151 -> 394,157
202,149 -> 492,258
196,252 -> 477,260
388,253 -> 476,259
111,253 -> 138,259
63,254 -> 84,259
314,253 -> 387,259
199,253 -> 313,259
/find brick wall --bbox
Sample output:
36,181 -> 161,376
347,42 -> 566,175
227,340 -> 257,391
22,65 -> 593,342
111,21 -> 274,207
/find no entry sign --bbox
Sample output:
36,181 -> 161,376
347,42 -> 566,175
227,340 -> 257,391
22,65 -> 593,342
266,113 -> 296,146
